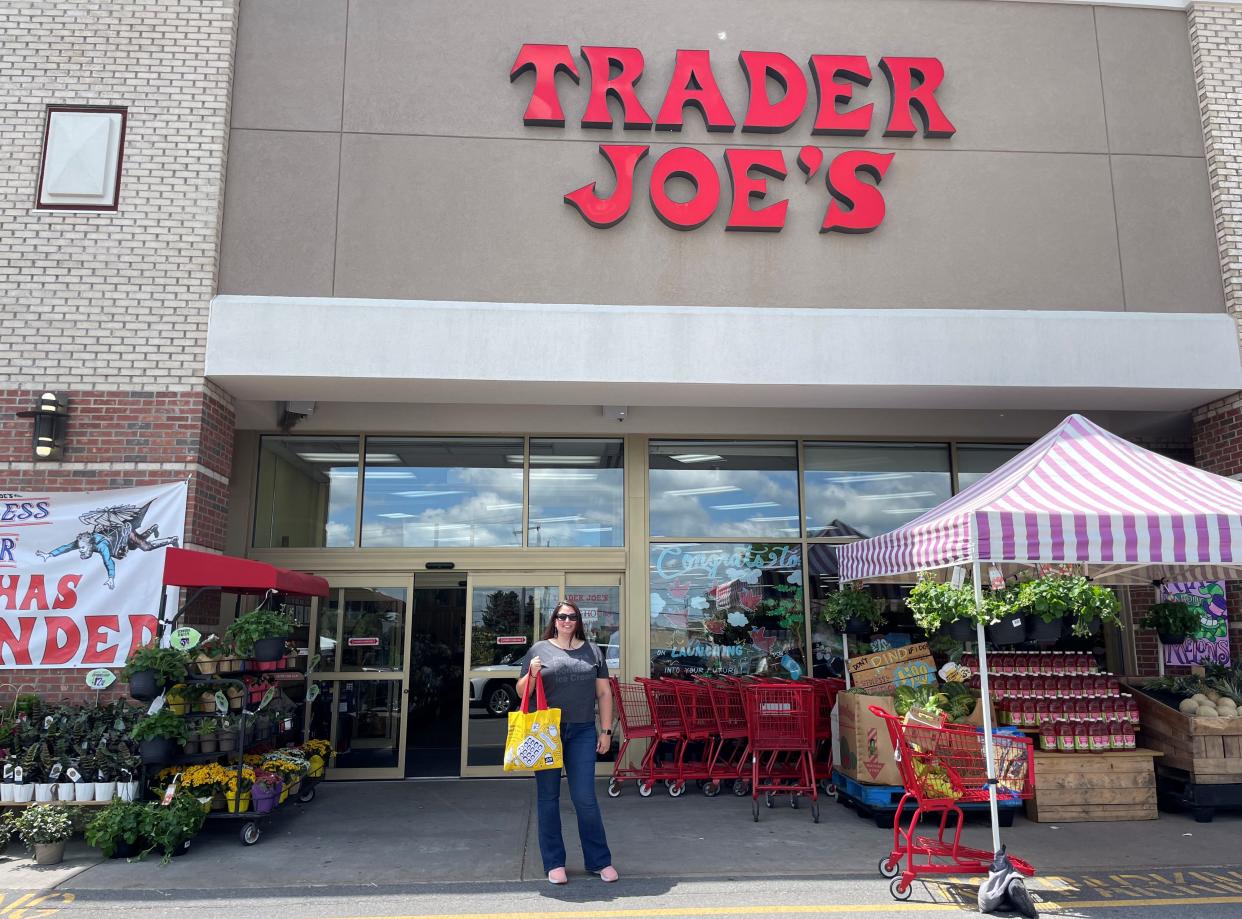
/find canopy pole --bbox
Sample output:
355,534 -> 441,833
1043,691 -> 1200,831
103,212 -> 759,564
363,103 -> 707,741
973,560 -> 1003,855
842,632 -> 851,689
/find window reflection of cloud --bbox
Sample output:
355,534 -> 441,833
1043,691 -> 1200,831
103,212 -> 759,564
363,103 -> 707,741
650,468 -> 800,537
804,472 -> 951,536
530,468 -> 624,547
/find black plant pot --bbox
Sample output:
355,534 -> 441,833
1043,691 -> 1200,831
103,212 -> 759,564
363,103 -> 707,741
128,669 -> 163,702
1157,630 -> 1189,646
987,613 -> 1026,647
139,738 -> 180,765
161,839 -> 191,859
251,637 -> 286,662
843,615 -> 874,637
1026,616 -> 1064,643
1077,617 -> 1101,638
947,618 -> 976,642
111,840 -> 141,859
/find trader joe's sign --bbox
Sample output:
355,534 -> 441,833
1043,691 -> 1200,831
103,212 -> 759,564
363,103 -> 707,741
0,482 -> 186,668
511,45 -> 955,233
848,641 -> 936,694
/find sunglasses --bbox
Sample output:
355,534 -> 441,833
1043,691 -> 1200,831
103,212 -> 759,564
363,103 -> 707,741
554,613 -> 580,622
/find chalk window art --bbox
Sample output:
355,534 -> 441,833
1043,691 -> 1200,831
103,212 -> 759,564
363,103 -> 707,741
649,543 -> 804,679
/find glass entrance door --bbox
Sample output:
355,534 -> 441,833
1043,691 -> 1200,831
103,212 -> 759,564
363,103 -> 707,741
308,577 -> 413,779
462,574 -> 561,776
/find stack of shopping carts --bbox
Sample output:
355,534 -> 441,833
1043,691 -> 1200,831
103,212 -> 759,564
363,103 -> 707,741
607,675 -> 844,823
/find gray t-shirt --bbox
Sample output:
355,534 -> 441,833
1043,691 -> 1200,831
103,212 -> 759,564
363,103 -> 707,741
519,639 -> 608,724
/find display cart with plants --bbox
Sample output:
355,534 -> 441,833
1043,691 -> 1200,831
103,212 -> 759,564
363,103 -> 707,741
136,546 -> 329,846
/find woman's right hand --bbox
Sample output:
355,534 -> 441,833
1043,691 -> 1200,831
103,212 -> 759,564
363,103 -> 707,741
528,656 -> 543,676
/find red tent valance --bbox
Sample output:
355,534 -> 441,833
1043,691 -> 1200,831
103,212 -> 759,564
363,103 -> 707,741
161,547 -> 328,598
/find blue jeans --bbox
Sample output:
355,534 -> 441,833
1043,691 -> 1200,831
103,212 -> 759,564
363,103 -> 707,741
534,721 -> 612,873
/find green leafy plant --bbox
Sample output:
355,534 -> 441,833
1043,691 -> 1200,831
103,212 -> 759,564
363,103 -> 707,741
225,607 -> 294,655
1140,600 -> 1200,639
12,803 -> 73,846
130,709 -> 190,745
139,792 -> 206,864
1014,575 -> 1075,623
892,682 -> 976,724
821,586 -> 885,632
904,574 -> 982,633
1072,582 -> 1121,638
84,798 -> 146,858
121,642 -> 191,685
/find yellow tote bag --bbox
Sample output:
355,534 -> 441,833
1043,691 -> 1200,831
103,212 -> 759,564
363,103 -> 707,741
504,672 -> 563,772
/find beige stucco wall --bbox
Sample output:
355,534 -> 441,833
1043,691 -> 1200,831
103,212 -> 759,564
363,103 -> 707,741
219,0 -> 1222,314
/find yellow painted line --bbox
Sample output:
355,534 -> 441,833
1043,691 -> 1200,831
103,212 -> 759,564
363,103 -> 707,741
0,891 -> 75,918
320,893 -> 1242,919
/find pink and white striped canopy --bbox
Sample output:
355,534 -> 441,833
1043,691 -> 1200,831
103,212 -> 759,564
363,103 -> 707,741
837,414 -> 1242,585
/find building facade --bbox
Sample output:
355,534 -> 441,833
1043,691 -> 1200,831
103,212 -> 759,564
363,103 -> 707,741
4,0 -> 1242,778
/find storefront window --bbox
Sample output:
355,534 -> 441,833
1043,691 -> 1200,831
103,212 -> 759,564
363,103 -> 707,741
803,443 -> 951,537
649,441 -> 800,538
254,436 -> 358,547
360,437 -> 523,547
649,542 -> 804,679
528,439 -> 623,547
566,585 -> 622,670
956,444 -> 1027,492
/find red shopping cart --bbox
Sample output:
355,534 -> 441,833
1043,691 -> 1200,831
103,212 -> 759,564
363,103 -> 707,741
742,681 -> 819,823
868,705 -> 1036,902
607,678 -> 657,798
698,676 -> 750,797
636,677 -> 688,797
669,679 -> 717,796
809,677 -> 846,795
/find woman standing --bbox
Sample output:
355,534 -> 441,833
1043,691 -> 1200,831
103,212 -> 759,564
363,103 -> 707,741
517,600 -> 619,885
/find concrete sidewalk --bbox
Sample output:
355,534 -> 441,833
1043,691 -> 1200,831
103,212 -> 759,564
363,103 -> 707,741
3,778 -> 1240,893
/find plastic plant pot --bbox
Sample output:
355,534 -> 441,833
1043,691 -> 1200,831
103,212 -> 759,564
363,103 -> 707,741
139,738 -> 180,765
1026,616 -> 1064,643
947,618 -> 975,642
987,613 -> 1026,646
1158,630 -> 1190,646
251,638 -> 286,662
128,670 -> 163,702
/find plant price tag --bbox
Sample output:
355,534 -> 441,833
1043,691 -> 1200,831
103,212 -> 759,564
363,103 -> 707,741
2,763 -> 12,780
214,691 -> 229,715
950,566 -> 966,588
161,773 -> 181,806
13,767 -> 23,784
48,763 -> 63,781
148,694 -> 166,716
307,683 -> 321,703
988,566 -> 1006,590
86,668 -> 117,690
65,767 -> 81,783
282,717 -> 293,732
171,626 -> 202,650
257,686 -> 277,711
43,715 -> 54,730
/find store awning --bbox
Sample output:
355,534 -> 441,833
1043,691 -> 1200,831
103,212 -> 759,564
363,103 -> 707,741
162,547 -> 329,598
838,413 -> 1242,585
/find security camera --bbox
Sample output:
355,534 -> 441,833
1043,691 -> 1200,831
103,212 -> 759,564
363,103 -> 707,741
602,405 -> 628,423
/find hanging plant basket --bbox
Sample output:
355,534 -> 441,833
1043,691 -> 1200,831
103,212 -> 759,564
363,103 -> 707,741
127,670 -> 163,702
987,612 -> 1026,646
947,617 -> 976,642
1157,630 -> 1190,646
139,738 -> 180,765
251,637 -> 286,662
843,614 -> 874,636
1025,616 -> 1064,643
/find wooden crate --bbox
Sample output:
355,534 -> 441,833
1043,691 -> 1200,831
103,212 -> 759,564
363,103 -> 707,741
1025,749 -> 1160,823
1127,681 -> 1242,785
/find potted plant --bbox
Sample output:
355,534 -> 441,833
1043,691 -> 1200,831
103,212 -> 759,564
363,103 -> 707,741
183,723 -> 201,755
821,586 -> 886,637
84,798 -> 146,859
140,791 -> 206,863
250,771 -> 282,814
12,744 -> 38,803
93,748 -> 118,802
216,717 -> 238,753
113,748 -> 142,802
131,709 -> 190,765
1014,574 -> 1073,642
1140,600 -> 1201,645
984,586 -> 1026,646
122,643 -> 191,702
224,683 -> 245,712
905,575 -> 980,642
192,636 -> 225,676
222,766 -> 256,813
198,719 -> 219,754
13,803 -> 74,866
0,814 -> 12,857
225,605 -> 294,663
1071,582 -> 1122,638
73,751 -> 97,802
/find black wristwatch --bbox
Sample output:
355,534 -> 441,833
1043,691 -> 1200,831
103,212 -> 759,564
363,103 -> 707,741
601,729 -> 612,735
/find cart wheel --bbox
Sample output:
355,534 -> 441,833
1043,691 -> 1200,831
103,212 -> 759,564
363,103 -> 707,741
638,782 -> 654,798
702,781 -> 721,798
825,783 -> 837,799
298,784 -> 316,804
607,780 -> 622,798
664,779 -> 673,789
733,779 -> 749,797
240,822 -> 261,846
668,781 -> 685,798
1194,807 -> 1215,823
878,857 -> 900,879
889,878 -> 912,901
765,793 -> 775,809
811,801 -> 821,824
752,798 -> 759,822
790,794 -> 799,809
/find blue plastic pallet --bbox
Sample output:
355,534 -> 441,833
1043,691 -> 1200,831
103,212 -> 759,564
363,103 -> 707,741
831,770 -> 1021,828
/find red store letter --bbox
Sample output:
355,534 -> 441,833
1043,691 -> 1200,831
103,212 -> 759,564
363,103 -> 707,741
510,43 -> 580,127
879,57 -> 955,138
822,150 -> 895,234
655,50 -> 736,133
739,51 -> 807,133
809,55 -> 874,136
649,147 -> 721,230
82,614 -> 121,665
565,144 -> 650,227
581,46 -> 653,129
724,148 -> 788,232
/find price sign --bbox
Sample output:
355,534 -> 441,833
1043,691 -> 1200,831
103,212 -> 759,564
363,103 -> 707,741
13,767 -> 23,784
309,653 -> 322,670
86,668 -> 117,690
171,627 -> 202,651
257,685 -> 277,711
307,684 -> 321,703
282,718 -> 293,732
48,763 -> 63,782
214,691 -> 229,715
148,694 -> 166,716
64,767 -> 80,783
951,566 -> 966,589
988,565 -> 1006,590
161,773 -> 181,806
2,764 -> 12,780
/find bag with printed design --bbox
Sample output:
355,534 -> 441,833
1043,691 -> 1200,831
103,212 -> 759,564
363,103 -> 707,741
503,672 -> 563,773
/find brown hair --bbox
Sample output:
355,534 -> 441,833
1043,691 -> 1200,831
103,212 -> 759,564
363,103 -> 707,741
541,600 -> 586,641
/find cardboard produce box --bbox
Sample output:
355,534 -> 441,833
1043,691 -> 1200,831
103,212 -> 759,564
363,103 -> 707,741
835,690 -> 988,787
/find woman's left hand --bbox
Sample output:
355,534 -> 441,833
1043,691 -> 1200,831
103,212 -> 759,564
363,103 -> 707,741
596,732 -> 611,755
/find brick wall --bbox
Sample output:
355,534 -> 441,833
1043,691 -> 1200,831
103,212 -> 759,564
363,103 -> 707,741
1191,392 -> 1242,669
0,2 -> 239,700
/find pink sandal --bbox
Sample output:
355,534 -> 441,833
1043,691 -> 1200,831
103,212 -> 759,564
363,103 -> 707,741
547,868 -> 568,885
594,866 -> 619,882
